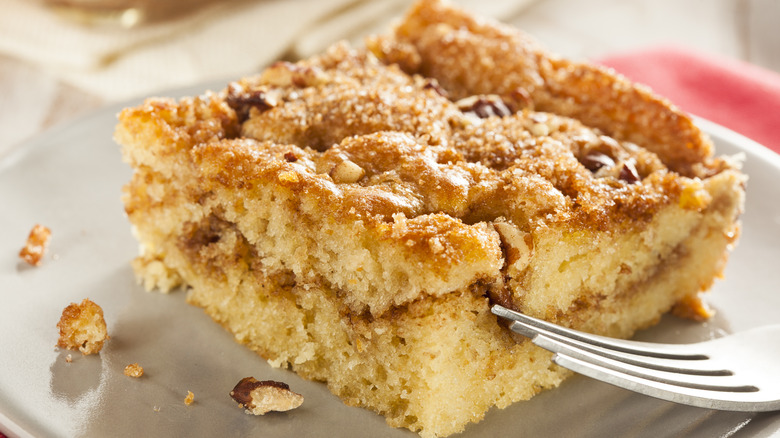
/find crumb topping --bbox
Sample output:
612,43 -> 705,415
118,1 -> 737,237
116,0 -> 741,317
379,0 -> 716,177
181,41 -> 726,235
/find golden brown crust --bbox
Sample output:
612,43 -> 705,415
116,93 -> 239,180
375,0 -> 715,177
181,43 -> 724,234
117,25 -> 740,317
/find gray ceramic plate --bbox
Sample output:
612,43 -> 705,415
1,85 -> 780,437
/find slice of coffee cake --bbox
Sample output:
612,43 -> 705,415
116,1 -> 744,436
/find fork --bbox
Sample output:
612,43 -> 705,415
491,304 -> 780,412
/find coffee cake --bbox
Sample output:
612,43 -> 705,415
115,1 -> 745,436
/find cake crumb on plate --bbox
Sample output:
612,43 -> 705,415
19,224 -> 51,266
124,363 -> 144,378
56,298 -> 108,355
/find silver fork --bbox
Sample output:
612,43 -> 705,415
491,304 -> 780,412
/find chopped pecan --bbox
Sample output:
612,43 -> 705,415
619,160 -> 640,184
508,87 -> 533,109
226,83 -> 279,121
260,61 -> 327,88
330,160 -> 365,184
422,78 -> 448,98
456,95 -> 513,119
581,151 -> 616,172
230,377 -> 304,415
283,152 -> 298,163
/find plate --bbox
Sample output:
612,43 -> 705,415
1,86 -> 780,437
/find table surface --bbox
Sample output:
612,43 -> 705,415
1,0 -> 778,158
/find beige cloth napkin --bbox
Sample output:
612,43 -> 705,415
0,0 -> 535,101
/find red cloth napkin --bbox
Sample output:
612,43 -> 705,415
598,46 -> 780,155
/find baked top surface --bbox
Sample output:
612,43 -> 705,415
118,0 -> 744,240
126,40 -> 731,232
116,0 -> 744,319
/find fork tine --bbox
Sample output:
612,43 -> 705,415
527,331 -> 755,392
510,323 -> 767,411
553,352 -> 765,412
492,306 -> 780,412
491,305 -> 705,359
491,305 -> 728,376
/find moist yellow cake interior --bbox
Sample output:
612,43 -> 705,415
116,1 -> 745,437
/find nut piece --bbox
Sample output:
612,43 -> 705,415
184,390 -> 195,406
619,160 -> 640,184
456,95 -> 513,119
422,78 -> 448,98
283,151 -> 298,162
56,299 -> 108,355
226,83 -> 279,121
529,122 -> 550,137
330,160 -> 365,184
19,224 -> 51,266
124,363 -> 144,378
580,151 -> 616,172
493,220 -> 532,270
260,61 -> 327,88
230,377 -> 304,415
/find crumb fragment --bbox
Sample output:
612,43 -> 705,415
65,354 -> 73,363
184,391 -> 195,406
19,224 -> 51,266
56,298 -> 108,355
230,377 -> 303,415
124,363 -> 144,378
277,170 -> 300,183
678,180 -> 713,210
671,294 -> 715,322
131,255 -> 182,292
